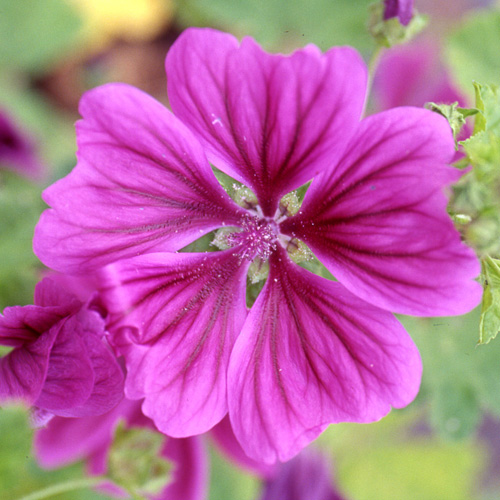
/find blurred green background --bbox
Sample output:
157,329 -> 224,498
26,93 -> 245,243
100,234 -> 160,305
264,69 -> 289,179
2,0 -> 500,498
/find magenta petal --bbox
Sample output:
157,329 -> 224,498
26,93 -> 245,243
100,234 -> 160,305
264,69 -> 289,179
0,327 -> 58,404
34,277 -> 81,310
34,403 -> 131,469
281,107 -> 481,316
103,250 -> 249,436
162,437 -> 207,500
34,316 -> 95,412
34,83 -> 243,273
0,279 -> 79,348
228,250 -> 421,463
64,335 -> 123,417
0,305 -> 64,347
167,28 -> 367,215
54,309 -> 124,418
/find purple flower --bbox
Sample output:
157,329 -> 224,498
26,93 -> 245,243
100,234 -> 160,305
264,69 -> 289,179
0,110 -> 44,180
34,398 -> 207,500
383,0 -> 414,26
260,449 -> 347,500
33,28 -> 481,463
373,41 -> 467,111
0,278 -> 124,419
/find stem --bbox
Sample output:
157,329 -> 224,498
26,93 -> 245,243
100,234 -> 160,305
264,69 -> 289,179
16,477 -> 106,500
367,44 -> 385,98
15,477 -> 148,500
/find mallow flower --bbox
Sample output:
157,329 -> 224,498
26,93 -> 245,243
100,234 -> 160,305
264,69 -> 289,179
0,278 -> 124,421
33,28 -> 481,463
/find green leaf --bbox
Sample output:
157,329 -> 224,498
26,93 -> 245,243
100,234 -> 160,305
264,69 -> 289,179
0,0 -> 82,73
479,256 -> 500,344
107,421 -> 173,497
473,81 -> 488,134
445,9 -> 500,98
469,82 -> 500,136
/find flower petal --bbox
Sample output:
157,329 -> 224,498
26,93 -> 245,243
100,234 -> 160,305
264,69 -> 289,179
167,28 -> 367,216
34,83 -> 243,273
34,401 -> 134,469
0,326 -> 58,404
228,249 -> 421,463
281,108 -> 481,316
0,279 -> 79,348
54,309 -> 124,418
0,305 -> 64,347
34,316 -> 95,413
103,249 -> 249,436
162,437 -> 207,500
34,277 -> 81,310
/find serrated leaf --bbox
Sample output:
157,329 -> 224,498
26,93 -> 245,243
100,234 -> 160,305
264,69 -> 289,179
479,256 -> 500,344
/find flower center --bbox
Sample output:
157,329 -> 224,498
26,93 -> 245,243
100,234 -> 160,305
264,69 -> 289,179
210,185 -> 313,288
216,214 -> 278,261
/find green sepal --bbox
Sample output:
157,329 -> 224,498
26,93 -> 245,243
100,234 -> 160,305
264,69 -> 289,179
469,81 -> 500,135
107,421 -> 173,497
472,82 -> 487,134
449,82 -> 500,256
367,2 -> 427,48
479,256 -> 500,345
425,101 -> 477,143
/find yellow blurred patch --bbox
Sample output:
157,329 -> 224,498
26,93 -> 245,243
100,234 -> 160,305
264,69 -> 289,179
69,0 -> 174,48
